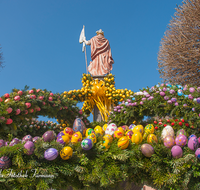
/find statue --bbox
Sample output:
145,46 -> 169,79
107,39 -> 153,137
80,28 -> 114,76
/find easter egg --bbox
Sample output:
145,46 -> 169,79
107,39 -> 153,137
176,129 -> 187,137
125,130 -> 133,139
114,127 -> 124,139
141,144 -> 154,157
101,140 -> 111,150
129,124 -> 136,130
188,137 -> 199,151
43,131 -> 56,142
94,126 -> 104,136
171,145 -> 183,158
71,132 -> 82,144
24,141 -> 34,155
147,134 -> 158,144
61,135 -> 70,144
103,124 -> 108,131
44,148 -> 58,161
60,146 -> 73,160
118,136 -> 129,150
86,128 -> 95,137
87,133 -> 97,144
81,138 -> 93,150
32,136 -> 40,143
9,138 -> 20,146
164,136 -> 175,148
63,127 -> 73,138
121,125 -> 129,132
56,137 -> 66,145
175,135 -> 187,147
0,156 -> 11,170
57,131 -> 65,139
161,125 -> 174,140
105,123 -> 117,136
144,124 -> 154,134
22,135 -> 32,143
0,139 -> 5,148
133,125 -> 144,134
73,118 -> 86,136
131,132 -> 143,144
188,134 -> 197,141
103,134 -> 113,143
195,148 -> 200,160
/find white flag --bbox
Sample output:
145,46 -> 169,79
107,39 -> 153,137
79,25 -> 86,52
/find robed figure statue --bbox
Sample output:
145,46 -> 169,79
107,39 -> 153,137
84,29 -> 114,76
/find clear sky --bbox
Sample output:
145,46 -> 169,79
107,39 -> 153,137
0,0 -> 183,122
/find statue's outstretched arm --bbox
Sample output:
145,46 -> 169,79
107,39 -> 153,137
84,39 -> 91,46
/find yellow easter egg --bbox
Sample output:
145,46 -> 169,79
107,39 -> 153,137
114,127 -> 124,139
63,127 -> 73,138
131,132 -> 143,144
118,136 -> 129,149
121,125 -> 129,132
85,128 -> 95,137
71,132 -> 82,144
101,139 -> 111,150
87,133 -> 97,144
62,135 -> 70,144
147,134 -> 158,144
145,124 -> 154,134
103,134 -> 113,143
60,146 -> 73,160
94,126 -> 104,136
132,125 -> 144,134
125,130 -> 134,139
103,124 -> 108,131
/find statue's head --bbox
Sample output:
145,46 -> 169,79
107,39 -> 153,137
96,29 -> 104,36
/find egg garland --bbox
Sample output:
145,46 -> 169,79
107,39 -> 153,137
44,148 -> 58,161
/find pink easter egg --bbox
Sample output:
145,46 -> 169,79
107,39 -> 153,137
175,134 -> 187,147
189,87 -> 195,93
188,137 -> 199,151
24,141 -> 34,155
195,148 -> 200,160
171,145 -> 183,158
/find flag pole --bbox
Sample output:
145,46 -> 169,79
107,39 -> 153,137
84,46 -> 88,74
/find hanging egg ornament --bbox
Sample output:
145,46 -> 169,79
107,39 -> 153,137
63,127 -> 73,138
103,134 -> 113,143
105,123 -> 117,136
43,131 -> 56,142
87,133 -> 97,144
131,132 -> 143,144
94,125 -> 104,136
24,141 -> 34,155
81,138 -> 93,150
114,127 -> 124,139
132,125 -> 144,134
0,156 -> 11,169
86,128 -> 95,137
175,134 -> 187,147
103,124 -> 108,131
125,130 -> 133,139
71,132 -> 82,144
141,144 -> 154,157
60,146 -> 73,160
44,148 -> 58,161
73,118 -> 86,136
118,136 -> 129,150
195,148 -> 200,160
176,129 -> 187,137
101,140 -> 111,150
164,136 -> 175,148
161,125 -> 174,140
147,134 -> 158,144
171,145 -> 183,158
188,137 -> 199,151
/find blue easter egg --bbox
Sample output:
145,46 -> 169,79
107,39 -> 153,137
0,156 -> 11,169
44,148 -> 58,161
73,118 -> 86,136
81,139 -> 93,150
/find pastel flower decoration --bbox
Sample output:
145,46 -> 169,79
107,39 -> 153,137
25,103 -> 31,108
189,87 -> 195,93
50,93 -> 54,96
38,96 -> 44,100
48,97 -> 53,101
15,109 -> 21,115
18,91 -> 23,95
6,118 -> 13,125
29,90 -> 34,94
6,107 -> 13,114
36,89 -> 40,93
4,93 -> 10,98
160,92 -> 165,96
14,96 -> 20,101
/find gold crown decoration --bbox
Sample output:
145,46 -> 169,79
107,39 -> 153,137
96,29 -> 104,36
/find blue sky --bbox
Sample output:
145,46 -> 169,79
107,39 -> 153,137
0,0 -> 183,122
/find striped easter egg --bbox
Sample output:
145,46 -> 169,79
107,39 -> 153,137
118,136 -> 129,149
0,156 -> 11,170
131,132 -> 143,144
44,148 -> 58,161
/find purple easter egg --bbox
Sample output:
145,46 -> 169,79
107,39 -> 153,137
164,136 -> 175,148
188,134 -> 197,141
42,131 -> 56,142
73,118 -> 86,136
198,137 -> 200,146
22,135 -> 32,143
175,134 -> 187,147
9,138 -> 20,146
195,148 -> 200,160
5,141 -> 9,146
176,129 -> 187,137
56,137 -> 65,145
141,144 -> 154,157
24,141 -> 34,155
0,156 -> 11,170
129,124 -> 136,130
81,138 -> 93,150
32,136 -> 40,143
171,145 -> 183,158
44,148 -> 58,161
0,139 -> 5,148
188,137 -> 199,151
197,97 -> 200,104
57,131 -> 64,138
